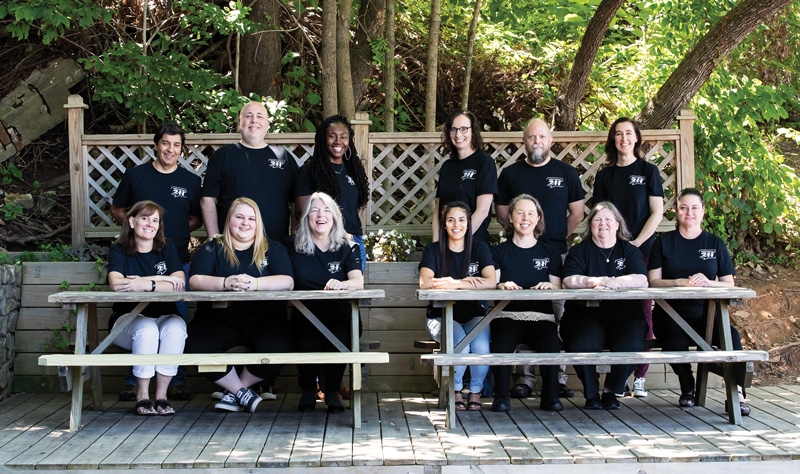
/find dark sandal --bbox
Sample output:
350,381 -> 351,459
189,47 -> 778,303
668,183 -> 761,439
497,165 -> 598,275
454,401 -> 467,411
467,401 -> 482,411
135,399 -> 157,416
155,398 -> 175,416
679,393 -> 696,408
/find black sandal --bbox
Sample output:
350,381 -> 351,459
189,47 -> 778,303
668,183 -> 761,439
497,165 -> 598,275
679,393 -> 695,408
454,401 -> 467,411
155,398 -> 175,416
135,399 -> 157,416
467,401 -> 482,411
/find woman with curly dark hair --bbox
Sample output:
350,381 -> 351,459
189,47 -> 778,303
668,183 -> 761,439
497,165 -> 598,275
295,115 -> 370,267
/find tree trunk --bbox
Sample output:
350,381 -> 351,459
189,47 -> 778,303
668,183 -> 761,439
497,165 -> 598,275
425,0 -> 442,132
461,0 -> 482,111
553,0 -> 625,131
337,0 -> 356,119
239,0 -> 282,100
351,0 -> 386,109
384,0 -> 396,132
636,0 -> 793,129
322,0 -> 338,118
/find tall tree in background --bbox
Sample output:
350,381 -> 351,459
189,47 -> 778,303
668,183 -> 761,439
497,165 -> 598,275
322,0 -> 338,117
635,0 -> 795,129
553,0 -> 625,131
337,0 -> 356,118
239,0 -> 282,100
461,0 -> 482,111
384,0 -> 396,132
425,0 -> 442,131
350,0 -> 386,108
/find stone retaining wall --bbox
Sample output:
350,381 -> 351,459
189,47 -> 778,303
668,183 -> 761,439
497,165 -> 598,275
0,265 -> 21,400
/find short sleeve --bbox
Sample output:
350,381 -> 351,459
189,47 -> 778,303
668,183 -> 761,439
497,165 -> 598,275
562,243 -> 587,278
496,167 -> 512,205
343,243 -> 361,274
624,242 -> 647,275
475,153 -> 498,197
190,240 -> 219,277
267,240 -> 294,277
646,162 -> 665,197
592,168 -> 607,205
113,169 -> 133,208
107,244 -> 127,276
189,174 -> 202,217
295,163 -> 313,197
163,242 -> 182,274
475,241 -> 495,271
547,245 -> 563,277
419,242 -> 439,273
201,150 -> 223,198
566,166 -> 585,202
648,235 -> 665,271
715,236 -> 735,277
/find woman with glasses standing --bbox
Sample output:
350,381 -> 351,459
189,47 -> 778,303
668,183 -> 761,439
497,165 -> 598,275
432,111 -> 498,244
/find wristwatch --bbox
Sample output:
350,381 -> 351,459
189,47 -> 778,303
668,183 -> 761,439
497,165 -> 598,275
151,280 -> 156,292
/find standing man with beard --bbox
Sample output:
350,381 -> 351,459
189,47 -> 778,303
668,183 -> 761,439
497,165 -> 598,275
495,118 -> 584,400
111,123 -> 202,402
201,101 -> 298,241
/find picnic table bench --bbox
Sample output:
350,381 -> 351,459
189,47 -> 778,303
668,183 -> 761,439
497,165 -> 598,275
42,289 -> 388,431
417,287 -> 768,428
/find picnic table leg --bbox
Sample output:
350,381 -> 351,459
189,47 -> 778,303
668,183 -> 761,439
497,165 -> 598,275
351,300 -> 362,429
87,304 -> 103,411
443,302 -> 456,429
695,300 -> 716,407
718,300 -> 742,425
69,303 -> 89,431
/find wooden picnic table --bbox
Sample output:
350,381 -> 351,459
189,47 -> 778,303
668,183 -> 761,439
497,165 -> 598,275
417,287 -> 767,428
43,289 -> 387,431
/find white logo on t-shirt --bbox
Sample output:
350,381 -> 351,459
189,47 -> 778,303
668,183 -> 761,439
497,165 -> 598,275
546,177 -> 564,188
533,258 -> 549,271
327,261 -> 342,273
629,175 -> 646,186
268,157 -> 285,169
155,261 -> 167,275
467,262 -> 479,276
171,186 -> 188,198
346,175 -> 355,186
259,257 -> 268,269
699,249 -> 717,260
461,169 -> 477,180
614,258 -> 626,271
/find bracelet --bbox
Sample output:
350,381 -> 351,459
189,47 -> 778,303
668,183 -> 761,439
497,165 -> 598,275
255,278 -> 259,291
151,280 -> 156,292
223,276 -> 229,291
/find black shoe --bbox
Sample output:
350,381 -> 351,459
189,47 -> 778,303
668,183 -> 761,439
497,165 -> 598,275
299,391 -> 316,412
325,392 -> 344,414
119,384 -> 137,402
167,384 -> 193,401
585,394 -> 602,410
540,399 -> 564,412
558,383 -> 574,398
492,396 -> 511,412
602,392 -> 620,410
725,399 -> 751,417
510,384 -> 532,398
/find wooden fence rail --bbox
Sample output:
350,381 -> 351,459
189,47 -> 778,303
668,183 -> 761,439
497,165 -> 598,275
64,95 -> 697,245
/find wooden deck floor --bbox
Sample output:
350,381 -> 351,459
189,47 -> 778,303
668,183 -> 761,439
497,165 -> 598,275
1,386 -> 800,470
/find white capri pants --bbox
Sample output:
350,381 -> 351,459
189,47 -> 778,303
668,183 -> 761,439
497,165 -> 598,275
112,314 -> 187,379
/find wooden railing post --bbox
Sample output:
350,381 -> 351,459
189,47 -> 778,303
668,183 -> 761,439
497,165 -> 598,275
64,95 -> 88,247
677,108 -> 697,192
352,112 -> 372,234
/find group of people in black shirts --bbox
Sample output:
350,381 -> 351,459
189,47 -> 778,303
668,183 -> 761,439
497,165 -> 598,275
107,102 -> 748,418
421,111 -> 748,416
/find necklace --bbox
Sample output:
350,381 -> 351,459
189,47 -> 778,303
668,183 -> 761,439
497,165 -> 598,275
598,242 -> 615,263
332,163 -> 344,175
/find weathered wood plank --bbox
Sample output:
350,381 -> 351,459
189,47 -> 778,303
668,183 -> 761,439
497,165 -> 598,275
457,400 -> 513,464
320,402 -> 354,467
22,262 -> 107,285
161,404 -> 226,468
130,395 -> 210,468
0,393 -> 56,429
399,393 -> 446,465
367,284 -> 425,307
577,399 -> 667,462
362,330 -> 430,353
67,410 -> 149,469
0,395 -> 71,463
377,392 -> 416,465
370,353 -> 434,376
288,403 -> 327,467
192,409 -> 249,468
39,352 -> 391,368
417,287 -> 757,301
421,351 -> 768,366
365,262 -> 419,284
48,289 -> 384,304
258,392 -> 301,468
223,394 -> 282,468
425,394 -> 477,465
741,387 -> 800,431
518,398 -> 604,463
495,400 -> 571,464
555,397 -> 637,463
608,398 -> 700,462
351,392 -> 384,466
364,307 -> 427,330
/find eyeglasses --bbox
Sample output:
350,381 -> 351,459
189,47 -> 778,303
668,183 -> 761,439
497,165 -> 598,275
449,126 -> 471,135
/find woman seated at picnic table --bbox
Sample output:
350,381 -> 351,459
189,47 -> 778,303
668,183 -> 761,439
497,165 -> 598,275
108,200 -> 187,416
186,197 -> 294,413
648,187 -> 750,415
562,201 -> 648,410
490,194 -> 563,413
419,201 -> 496,411
287,191 -> 363,414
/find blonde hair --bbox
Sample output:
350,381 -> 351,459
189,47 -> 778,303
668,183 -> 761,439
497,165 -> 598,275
295,192 -> 348,255
218,197 -> 269,270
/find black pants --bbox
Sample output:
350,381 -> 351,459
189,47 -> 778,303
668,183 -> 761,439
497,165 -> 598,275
292,304 -> 361,394
490,319 -> 561,402
652,305 -> 744,395
185,308 -> 291,383
561,310 -> 646,397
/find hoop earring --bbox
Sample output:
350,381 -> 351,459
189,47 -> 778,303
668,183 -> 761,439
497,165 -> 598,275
344,147 -> 352,161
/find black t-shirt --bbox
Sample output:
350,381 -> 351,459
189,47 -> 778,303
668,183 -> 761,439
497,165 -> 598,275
419,241 -> 494,323
107,242 -> 182,317
436,150 -> 498,243
202,143 -> 298,241
189,238 -> 294,317
286,239 -> 361,313
497,159 -> 584,253
113,163 -> 201,263
296,162 -> 363,235
562,238 -> 646,316
593,159 -> 664,257
491,239 -> 562,314
648,230 -> 735,319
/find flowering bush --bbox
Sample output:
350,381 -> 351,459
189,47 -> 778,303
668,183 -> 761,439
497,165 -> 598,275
365,229 -> 418,262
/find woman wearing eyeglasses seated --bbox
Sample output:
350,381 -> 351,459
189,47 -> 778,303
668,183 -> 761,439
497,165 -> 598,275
432,110 -> 497,245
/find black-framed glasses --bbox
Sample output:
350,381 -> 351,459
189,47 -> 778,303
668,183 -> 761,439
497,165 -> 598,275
449,126 -> 471,135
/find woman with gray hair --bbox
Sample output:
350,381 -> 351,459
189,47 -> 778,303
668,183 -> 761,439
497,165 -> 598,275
561,201 -> 648,410
288,191 -> 363,414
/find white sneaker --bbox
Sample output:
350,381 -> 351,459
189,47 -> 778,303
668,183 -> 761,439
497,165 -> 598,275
260,388 -> 277,400
215,391 -> 243,412
633,377 -> 648,397
211,391 -> 224,400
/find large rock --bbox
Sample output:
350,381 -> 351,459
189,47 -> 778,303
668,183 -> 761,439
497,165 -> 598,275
0,59 -> 85,163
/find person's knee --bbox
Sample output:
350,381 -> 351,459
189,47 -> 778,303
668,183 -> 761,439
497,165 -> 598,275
133,320 -> 159,342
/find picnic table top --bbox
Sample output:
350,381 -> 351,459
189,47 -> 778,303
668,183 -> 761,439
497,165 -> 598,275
416,286 -> 757,301
47,289 -> 385,304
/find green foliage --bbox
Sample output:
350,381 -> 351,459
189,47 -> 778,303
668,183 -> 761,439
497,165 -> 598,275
42,322 -> 74,352
365,229 -> 418,262
0,0 -> 112,44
